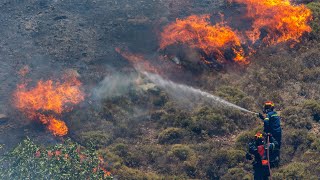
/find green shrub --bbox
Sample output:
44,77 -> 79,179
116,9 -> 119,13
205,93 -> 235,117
160,111 -> 192,128
221,168 -> 250,180
112,143 -> 129,157
191,107 -> 236,136
273,162 -> 311,180
169,144 -> 194,161
79,131 -> 112,149
205,149 -> 245,178
139,145 -> 166,164
307,2 -> 320,39
217,86 -> 246,104
284,130 -> 313,156
303,100 -> 320,121
302,67 -> 320,82
158,128 -> 185,144
117,166 -> 161,180
281,106 -> 312,129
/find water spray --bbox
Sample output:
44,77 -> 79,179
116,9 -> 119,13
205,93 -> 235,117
143,71 -> 257,114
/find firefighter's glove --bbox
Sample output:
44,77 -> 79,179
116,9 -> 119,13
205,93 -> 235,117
258,113 -> 264,120
246,153 -> 252,160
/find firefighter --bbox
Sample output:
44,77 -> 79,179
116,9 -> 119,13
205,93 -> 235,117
246,132 -> 280,180
258,101 -> 282,148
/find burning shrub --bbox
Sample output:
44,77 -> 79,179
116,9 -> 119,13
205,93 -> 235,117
160,14 -> 246,64
13,75 -> 85,136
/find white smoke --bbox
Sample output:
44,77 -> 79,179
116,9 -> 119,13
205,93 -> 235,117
93,73 -> 135,99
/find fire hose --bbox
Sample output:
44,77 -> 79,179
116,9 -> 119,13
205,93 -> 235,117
267,135 -> 272,180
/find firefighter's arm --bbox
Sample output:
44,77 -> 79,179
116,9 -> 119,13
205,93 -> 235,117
257,113 -> 265,121
269,136 -> 279,151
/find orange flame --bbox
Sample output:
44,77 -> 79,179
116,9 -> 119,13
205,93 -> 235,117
46,117 -> 68,136
160,15 -> 246,64
14,75 -> 84,136
235,0 -> 312,45
116,48 -> 160,73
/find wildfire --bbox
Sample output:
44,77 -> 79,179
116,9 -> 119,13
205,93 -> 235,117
159,1 -> 312,66
160,15 -> 246,63
234,0 -> 312,45
116,48 -> 160,73
14,75 -> 84,136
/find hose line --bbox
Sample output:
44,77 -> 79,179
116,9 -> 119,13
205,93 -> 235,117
267,135 -> 272,180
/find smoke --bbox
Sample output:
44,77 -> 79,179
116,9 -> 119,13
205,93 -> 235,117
92,73 -> 136,100
143,71 -> 255,114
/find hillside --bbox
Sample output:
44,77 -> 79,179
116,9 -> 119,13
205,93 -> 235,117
0,0 -> 320,179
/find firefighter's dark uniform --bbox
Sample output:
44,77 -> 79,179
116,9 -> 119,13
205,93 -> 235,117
246,135 -> 280,180
262,111 -> 282,147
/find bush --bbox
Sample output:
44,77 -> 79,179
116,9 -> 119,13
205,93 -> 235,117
117,166 -> 161,180
302,67 -> 320,82
79,131 -> 112,149
112,143 -> 129,157
169,144 -> 194,161
281,106 -> 312,129
139,145 -> 165,164
273,162 -> 313,180
159,111 -> 192,128
284,130 -> 313,156
221,168 -> 250,180
205,149 -> 245,178
191,107 -> 236,136
303,100 -> 320,121
158,128 -> 185,144
217,86 -> 246,104
307,2 -> 320,40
